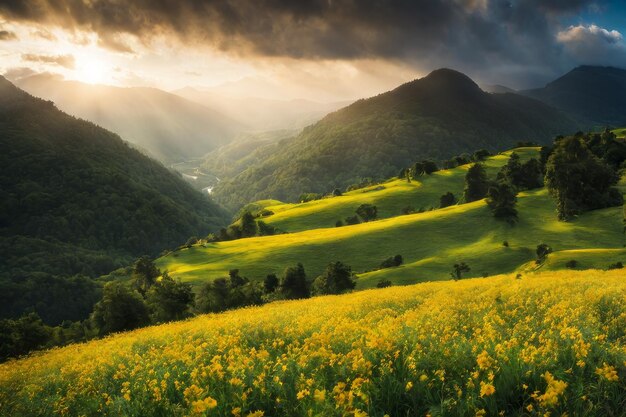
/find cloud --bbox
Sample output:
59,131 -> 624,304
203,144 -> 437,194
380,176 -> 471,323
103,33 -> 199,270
0,29 -> 17,40
0,0 -> 620,87
557,24 -> 626,65
21,53 -> 76,69
3,67 -> 36,81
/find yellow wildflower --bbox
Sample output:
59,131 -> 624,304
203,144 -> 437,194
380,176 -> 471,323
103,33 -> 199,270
479,382 -> 495,397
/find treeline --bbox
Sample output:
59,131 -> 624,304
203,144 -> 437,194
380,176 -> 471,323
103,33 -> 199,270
0,257 -> 368,362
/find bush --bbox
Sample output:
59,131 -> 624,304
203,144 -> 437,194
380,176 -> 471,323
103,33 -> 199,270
356,204 -> 378,222
401,206 -> 415,215
344,215 -> 360,225
607,262 -> 623,270
380,255 -> 403,269
565,260 -> 579,269
376,279 -> 392,288
439,192 -> 457,208
91,282 -> 150,335
536,244 -> 553,264
312,262 -> 356,296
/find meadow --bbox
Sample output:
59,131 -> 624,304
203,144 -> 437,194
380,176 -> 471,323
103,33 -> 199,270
0,269 -> 624,416
157,148 -> 624,287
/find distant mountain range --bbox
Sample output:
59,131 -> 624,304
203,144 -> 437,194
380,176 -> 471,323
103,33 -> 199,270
0,76 -> 229,323
13,74 -> 243,163
175,87 -> 350,131
212,68 -> 576,208
521,65 -> 626,128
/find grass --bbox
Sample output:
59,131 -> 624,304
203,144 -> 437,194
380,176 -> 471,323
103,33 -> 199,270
1,269 -> 624,416
158,188 -> 624,288
262,148 -> 539,233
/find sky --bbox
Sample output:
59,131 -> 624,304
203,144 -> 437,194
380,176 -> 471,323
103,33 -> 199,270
1,0 -> 625,102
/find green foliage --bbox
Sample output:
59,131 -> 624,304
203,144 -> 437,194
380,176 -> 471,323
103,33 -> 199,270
439,191 -> 457,208
132,256 -> 161,297
375,279 -> 392,288
536,244 -> 553,264
380,255 -> 403,269
90,282 -> 150,335
146,274 -> 195,323
607,262 -> 623,270
0,313 -> 52,361
565,260 -> 579,269
356,204 -> 378,222
0,77 -> 228,324
213,69 -> 575,209
463,163 -> 489,202
451,262 -> 471,280
312,262 -> 356,295
545,136 -> 622,220
497,152 -> 544,190
263,274 -> 279,293
486,182 -> 518,221
279,263 -> 310,300
240,211 -> 258,238
196,271 -> 261,314
344,215 -> 360,225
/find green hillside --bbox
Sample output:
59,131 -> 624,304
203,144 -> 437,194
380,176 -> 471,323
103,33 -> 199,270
0,76 -> 229,324
213,69 -> 576,209
158,149 -> 624,288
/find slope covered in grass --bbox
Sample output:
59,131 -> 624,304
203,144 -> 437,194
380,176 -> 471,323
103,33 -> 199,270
1,270 -> 624,416
158,148 -> 624,287
262,148 -> 537,233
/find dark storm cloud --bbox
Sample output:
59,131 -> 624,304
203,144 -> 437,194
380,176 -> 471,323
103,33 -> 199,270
21,53 -> 76,68
0,0 -> 620,86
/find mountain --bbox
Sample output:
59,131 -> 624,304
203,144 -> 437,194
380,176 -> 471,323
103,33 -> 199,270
481,84 -> 516,94
175,87 -> 350,131
0,76 -> 229,324
212,68 -> 576,209
12,74 -> 243,163
522,65 -> 626,127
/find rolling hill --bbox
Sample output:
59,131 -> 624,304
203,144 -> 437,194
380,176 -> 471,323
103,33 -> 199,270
12,74 -> 243,163
522,65 -> 626,128
212,68 -> 576,209
0,76 -> 229,324
157,148 -> 625,288
1,269 -> 623,416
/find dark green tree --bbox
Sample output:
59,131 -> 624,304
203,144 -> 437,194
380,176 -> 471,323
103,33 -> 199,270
463,163 -> 489,202
486,182 -> 518,221
536,243 -> 553,264
312,262 -> 356,295
91,282 -> 149,335
545,136 -> 622,220
279,263 -> 309,299
146,273 -> 195,323
451,262 -> 471,280
196,278 -> 230,313
132,256 -> 161,297
439,192 -> 457,208
240,211 -> 258,238
0,313 -> 52,361
264,273 -> 279,293
356,204 -> 378,222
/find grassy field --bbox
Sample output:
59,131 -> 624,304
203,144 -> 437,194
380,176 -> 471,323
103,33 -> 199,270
157,147 -> 624,287
262,148 -> 539,233
1,269 -> 624,416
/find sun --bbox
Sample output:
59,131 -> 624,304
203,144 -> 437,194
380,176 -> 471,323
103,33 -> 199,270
74,53 -> 111,84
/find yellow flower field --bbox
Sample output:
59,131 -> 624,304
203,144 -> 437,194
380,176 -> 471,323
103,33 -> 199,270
0,270 -> 624,416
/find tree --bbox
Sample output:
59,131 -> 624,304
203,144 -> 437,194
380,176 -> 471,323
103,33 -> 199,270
0,313 -> 52,361
451,262 -> 471,280
196,278 -> 230,313
91,282 -> 149,335
229,269 -> 248,288
486,182 -> 518,221
463,163 -> 489,202
380,255 -> 403,268
422,160 -> 439,174
356,204 -> 378,222
264,273 -> 279,293
473,149 -> 491,161
240,211 -> 258,238
332,188 -> 343,196
376,279 -> 392,288
146,273 -> 195,323
439,192 -> 457,208
132,256 -> 161,297
344,215 -> 360,225
312,262 -> 356,295
279,263 -> 309,299
545,136 -> 622,220
536,243 -> 552,264
257,221 -> 276,236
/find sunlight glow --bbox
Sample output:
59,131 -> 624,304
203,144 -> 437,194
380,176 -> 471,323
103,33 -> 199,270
74,53 -> 111,84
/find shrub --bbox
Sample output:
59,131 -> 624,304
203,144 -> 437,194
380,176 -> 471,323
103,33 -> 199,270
565,260 -> 578,269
